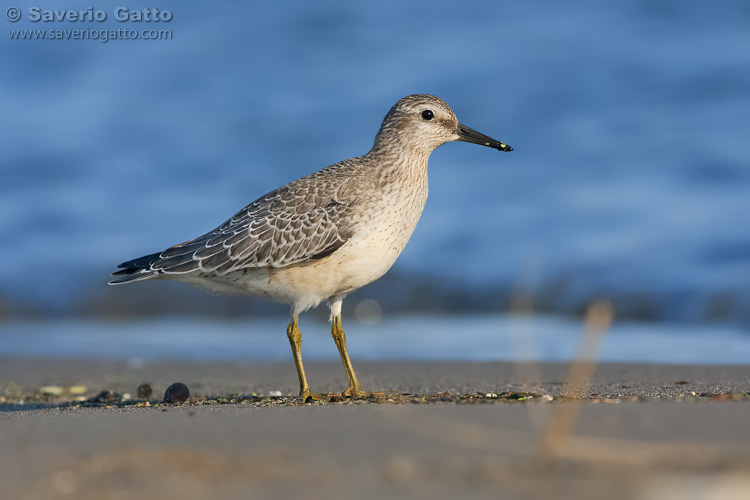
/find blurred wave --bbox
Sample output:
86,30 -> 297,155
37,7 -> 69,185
1,315 -> 749,364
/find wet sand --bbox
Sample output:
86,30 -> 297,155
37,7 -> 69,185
1,358 -> 749,499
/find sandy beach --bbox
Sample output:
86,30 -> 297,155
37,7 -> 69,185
2,358 -> 749,499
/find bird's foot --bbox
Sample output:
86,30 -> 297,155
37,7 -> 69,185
300,388 -> 321,403
342,385 -> 369,399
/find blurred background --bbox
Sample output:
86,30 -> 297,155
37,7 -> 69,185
1,0 -> 749,363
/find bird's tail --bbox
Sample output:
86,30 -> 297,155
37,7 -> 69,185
109,251 -> 162,284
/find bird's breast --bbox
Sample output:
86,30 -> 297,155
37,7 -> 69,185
329,166 -> 429,291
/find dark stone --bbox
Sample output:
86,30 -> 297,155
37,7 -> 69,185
164,382 -> 190,404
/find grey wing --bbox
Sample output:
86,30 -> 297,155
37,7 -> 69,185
147,184 -> 352,276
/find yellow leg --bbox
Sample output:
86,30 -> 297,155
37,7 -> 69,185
286,317 -> 319,401
331,316 -> 368,398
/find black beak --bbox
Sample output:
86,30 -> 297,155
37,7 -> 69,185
456,123 -> 513,152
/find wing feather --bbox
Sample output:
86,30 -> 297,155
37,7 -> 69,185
111,158 -> 363,283
145,181 -> 353,276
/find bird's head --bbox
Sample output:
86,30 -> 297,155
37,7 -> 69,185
373,94 -> 513,155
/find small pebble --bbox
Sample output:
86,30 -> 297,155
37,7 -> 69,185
268,390 -> 282,397
164,382 -> 190,404
92,390 -> 120,403
137,383 -> 153,400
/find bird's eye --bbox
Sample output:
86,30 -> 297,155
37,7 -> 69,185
421,110 -> 434,121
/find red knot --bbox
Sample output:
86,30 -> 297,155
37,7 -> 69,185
110,94 -> 512,400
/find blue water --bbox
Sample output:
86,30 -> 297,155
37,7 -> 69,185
2,315 -> 749,365
2,1 -> 750,331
